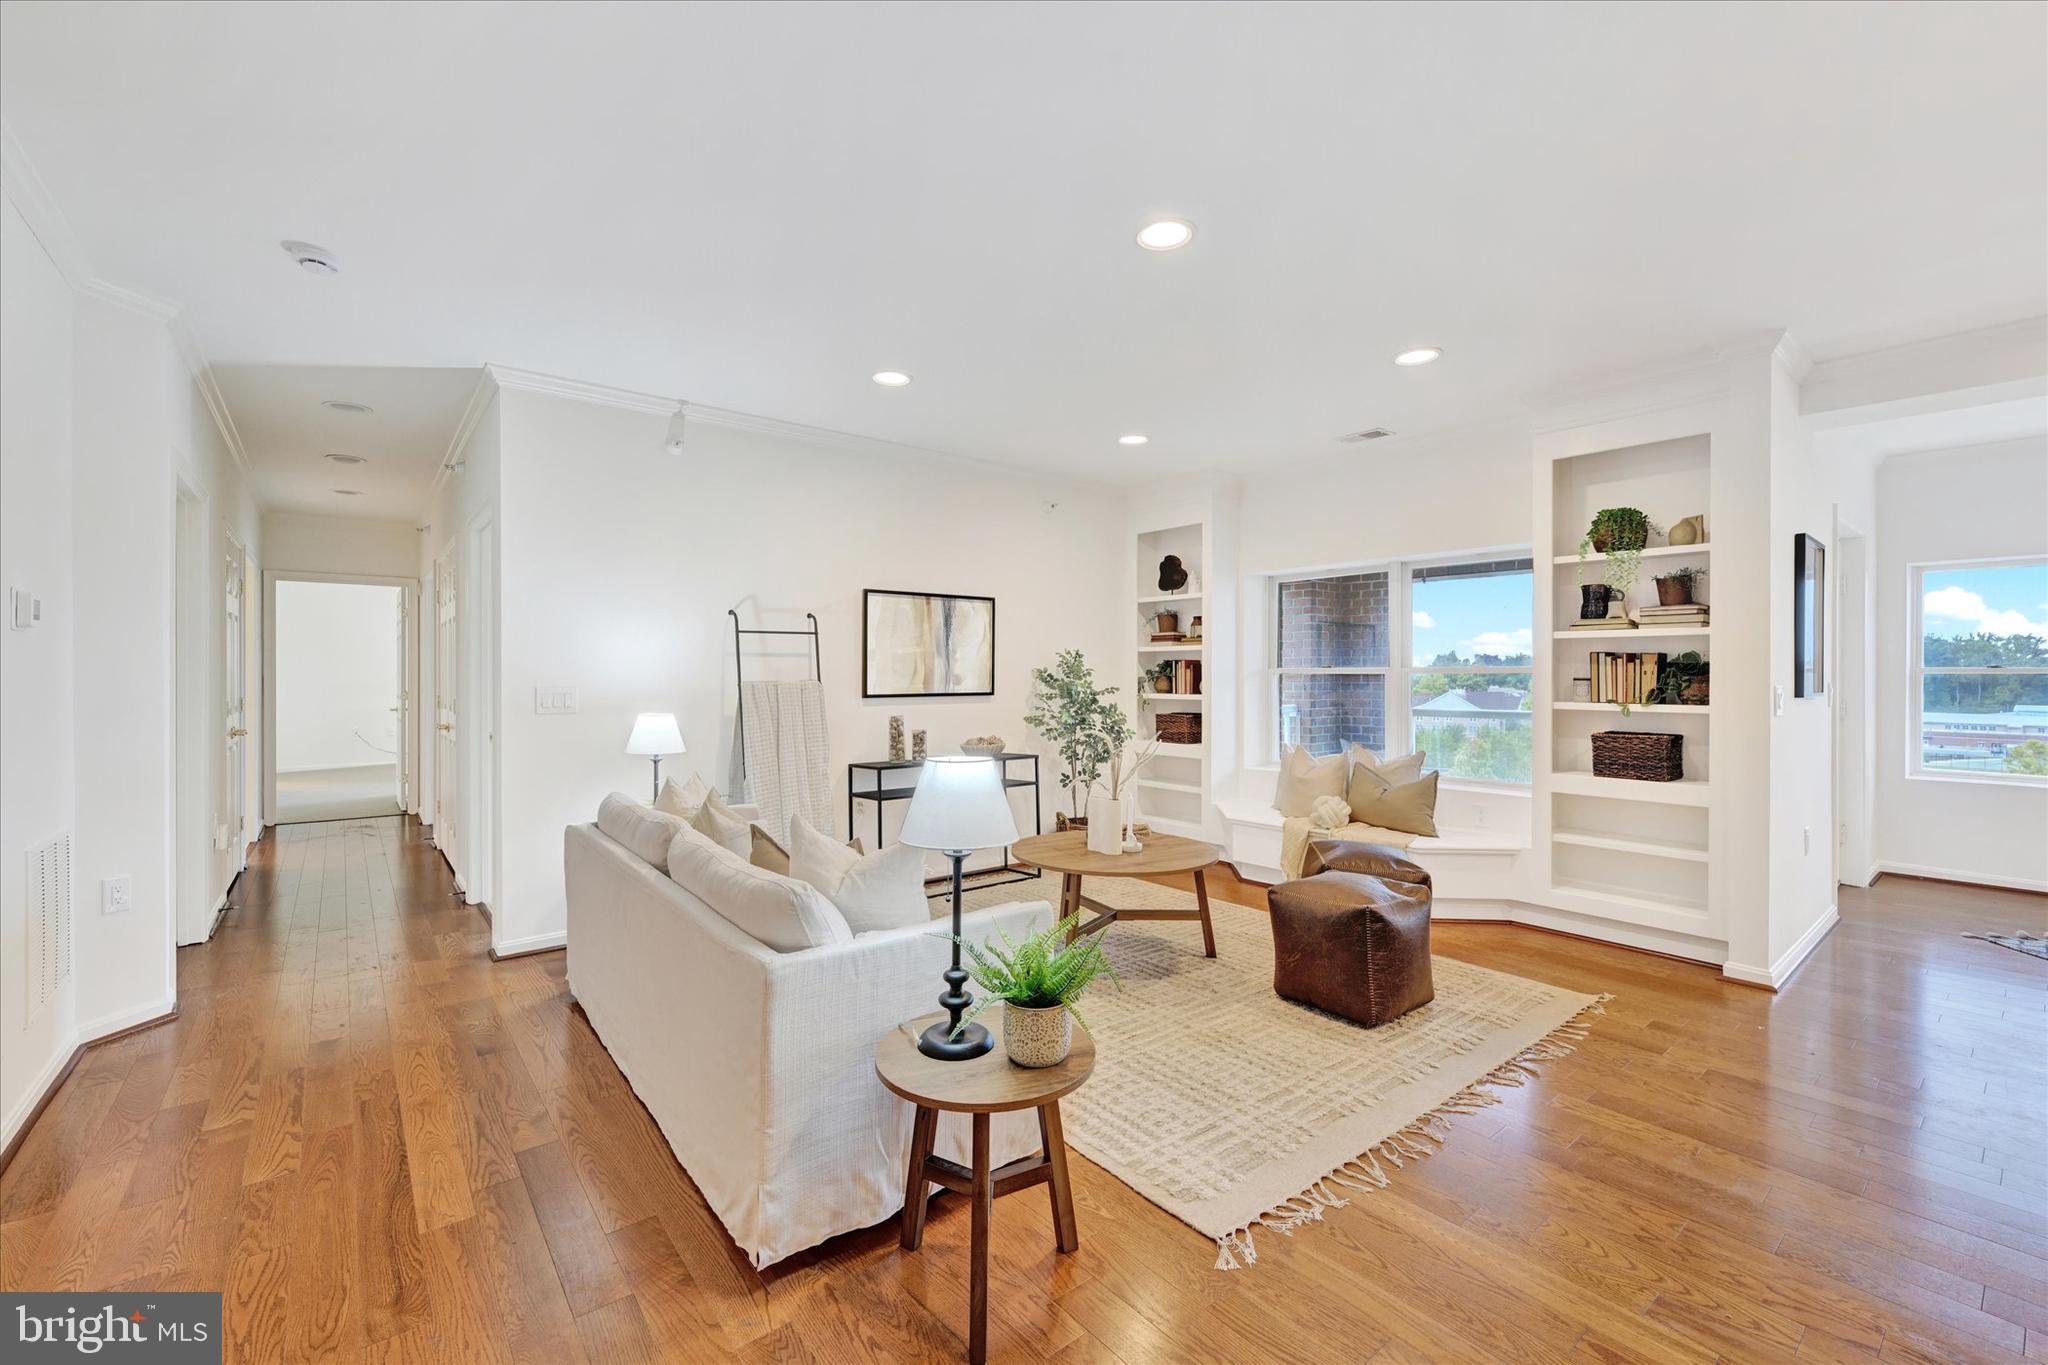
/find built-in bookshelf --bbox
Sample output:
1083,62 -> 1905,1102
1132,518 -> 1210,839
1536,426 -> 1719,941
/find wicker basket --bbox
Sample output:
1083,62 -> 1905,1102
1590,731 -> 1683,781
1154,712 -> 1202,745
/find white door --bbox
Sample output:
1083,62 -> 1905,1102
222,544 -> 248,876
395,591 -> 411,810
434,549 -> 460,879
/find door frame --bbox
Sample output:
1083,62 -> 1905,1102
173,476 -> 213,946
221,531 -> 250,888
261,569 -> 421,828
463,509 -> 497,913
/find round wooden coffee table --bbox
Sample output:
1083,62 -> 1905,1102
876,1015 -> 1096,1365
1009,829 -> 1220,958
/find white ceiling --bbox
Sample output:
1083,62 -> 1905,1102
3,2 -> 2044,496
212,365 -> 479,519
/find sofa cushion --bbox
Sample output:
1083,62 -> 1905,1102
750,824 -> 863,876
597,792 -> 688,870
654,772 -> 712,821
788,816 -> 930,935
1274,745 -> 1347,817
665,825 -> 852,952
690,789 -> 753,857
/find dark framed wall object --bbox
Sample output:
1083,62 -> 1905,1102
1794,533 -> 1826,698
862,590 -> 997,698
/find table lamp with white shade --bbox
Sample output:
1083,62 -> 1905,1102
625,712 -> 684,802
900,755 -> 1020,1060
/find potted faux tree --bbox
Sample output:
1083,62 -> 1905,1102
954,913 -> 1119,1067
1024,650 -> 1124,829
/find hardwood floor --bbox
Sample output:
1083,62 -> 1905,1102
4,816 -> 2045,1363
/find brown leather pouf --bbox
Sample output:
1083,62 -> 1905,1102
1268,844 -> 1434,1027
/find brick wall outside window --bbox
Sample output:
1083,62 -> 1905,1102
1276,572 -> 1389,754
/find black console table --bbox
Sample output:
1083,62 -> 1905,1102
848,753 -> 1043,896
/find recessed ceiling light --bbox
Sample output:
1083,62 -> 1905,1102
331,488 -> 364,496
871,370 -> 912,388
280,239 -> 340,275
1118,434 -> 1149,446
321,399 -> 374,414
1393,347 -> 1442,367
1135,218 -> 1195,252
323,452 -> 366,465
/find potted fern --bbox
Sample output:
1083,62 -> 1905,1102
954,914 -> 1119,1066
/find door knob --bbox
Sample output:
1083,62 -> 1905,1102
438,723 -> 454,733
227,727 -> 248,738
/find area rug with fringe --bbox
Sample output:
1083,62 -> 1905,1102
962,876 -> 1606,1269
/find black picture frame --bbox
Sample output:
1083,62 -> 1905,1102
861,589 -> 997,699
1794,533 -> 1826,698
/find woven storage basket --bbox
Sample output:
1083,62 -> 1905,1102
1590,731 -> 1683,781
1154,712 -> 1202,745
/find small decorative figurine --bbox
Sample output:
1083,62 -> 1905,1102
888,715 -> 907,761
1158,554 -> 1188,593
911,728 -> 928,761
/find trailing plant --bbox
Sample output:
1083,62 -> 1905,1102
952,913 -> 1120,1036
1024,650 -> 1131,817
1577,508 -> 1661,600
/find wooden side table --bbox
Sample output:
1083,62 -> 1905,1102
875,1014 -> 1096,1365
1010,828 -> 1222,958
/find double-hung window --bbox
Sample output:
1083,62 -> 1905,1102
1912,557 -> 2048,783
1271,554 -> 1533,783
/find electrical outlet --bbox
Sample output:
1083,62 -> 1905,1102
103,875 -> 133,915
1773,684 -> 1786,717
1803,826 -> 1812,855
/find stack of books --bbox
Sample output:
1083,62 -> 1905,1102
1637,602 -> 1710,630
1568,615 -> 1638,631
1158,659 -> 1202,694
1588,651 -> 1670,706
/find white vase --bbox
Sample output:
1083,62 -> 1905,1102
1087,796 -> 1123,855
1004,1002 -> 1072,1067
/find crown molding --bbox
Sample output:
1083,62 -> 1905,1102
484,365 -> 681,416
427,367 -> 497,499
1,115 -> 247,473
1803,317 -> 2048,423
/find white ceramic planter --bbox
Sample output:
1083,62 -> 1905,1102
1086,796 -> 1123,855
1004,1002 -> 1073,1067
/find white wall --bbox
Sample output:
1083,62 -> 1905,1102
1874,437 -> 2048,891
1,193 -> 80,1138
276,580 -> 401,770
263,512 -> 418,579
482,386 -> 1124,954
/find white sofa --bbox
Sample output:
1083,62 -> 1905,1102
564,818 -> 1053,1268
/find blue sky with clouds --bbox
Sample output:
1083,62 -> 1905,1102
1922,561 -> 2048,640
1411,571 -> 1533,666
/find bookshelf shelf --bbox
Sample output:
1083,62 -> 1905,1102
1554,626 -> 1710,640
1551,543 -> 1709,566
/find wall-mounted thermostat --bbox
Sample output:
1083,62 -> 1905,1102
10,587 -> 41,630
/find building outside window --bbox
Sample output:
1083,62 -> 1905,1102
1272,555 -> 1533,783
1912,557 -> 2048,782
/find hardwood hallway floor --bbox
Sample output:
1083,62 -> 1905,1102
3,815 -> 2044,1363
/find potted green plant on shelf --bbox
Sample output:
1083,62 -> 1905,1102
1578,507 -> 1661,615
1652,650 -> 1710,706
953,913 -> 1120,1067
1025,649 -> 1128,827
1141,659 -> 1176,696
1655,566 -> 1703,606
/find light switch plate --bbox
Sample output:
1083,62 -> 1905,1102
534,686 -> 579,715
10,587 -> 40,630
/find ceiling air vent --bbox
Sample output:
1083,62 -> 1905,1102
1338,427 -> 1395,443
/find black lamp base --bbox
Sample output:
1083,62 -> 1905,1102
917,1018 -> 994,1060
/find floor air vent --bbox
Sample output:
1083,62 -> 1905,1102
27,833 -> 72,1018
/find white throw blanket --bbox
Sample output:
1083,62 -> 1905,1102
733,679 -> 833,842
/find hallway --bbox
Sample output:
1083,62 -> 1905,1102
1,818 -> 2044,1361
274,765 -> 402,824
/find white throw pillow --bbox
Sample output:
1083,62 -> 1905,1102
1274,745 -> 1347,817
596,793 -> 687,870
787,815 -> 930,935
665,827 -> 852,952
689,789 -> 752,858
653,772 -> 712,821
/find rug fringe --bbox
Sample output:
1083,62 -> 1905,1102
1212,992 -> 1612,1271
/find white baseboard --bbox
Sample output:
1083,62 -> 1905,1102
1875,861 -> 2048,895
77,994 -> 178,1044
493,930 -> 565,959
277,760 -> 398,774
3,994 -> 179,1152
1723,905 -> 1839,990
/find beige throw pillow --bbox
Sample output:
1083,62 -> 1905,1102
653,772 -> 712,821
664,827 -> 851,952
689,789 -> 752,858
1347,744 -> 1426,787
1274,745 -> 1347,817
1345,768 -> 1440,839
595,793 -> 687,870
788,816 -> 930,935
750,824 -> 863,876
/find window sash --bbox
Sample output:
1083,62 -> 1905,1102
1909,557 -> 2048,784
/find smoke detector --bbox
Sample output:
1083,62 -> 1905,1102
321,399 -> 374,414
1338,427 -> 1395,443
323,453 -> 366,465
281,240 -> 340,275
